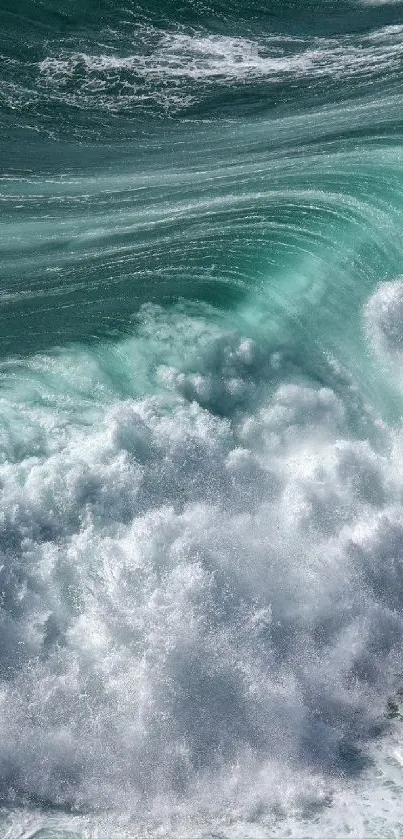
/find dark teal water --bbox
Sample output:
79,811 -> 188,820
2,1 -> 403,836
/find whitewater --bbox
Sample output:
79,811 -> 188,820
2,0 -> 403,836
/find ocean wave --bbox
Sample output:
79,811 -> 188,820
3,0 -> 403,834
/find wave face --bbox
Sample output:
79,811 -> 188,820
2,0 -> 403,836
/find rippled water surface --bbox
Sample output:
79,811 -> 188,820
2,1 -> 403,836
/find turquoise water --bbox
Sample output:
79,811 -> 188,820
2,1 -> 403,836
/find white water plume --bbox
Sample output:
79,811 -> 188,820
0,293 -> 402,834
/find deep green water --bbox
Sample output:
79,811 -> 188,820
2,1 -> 403,837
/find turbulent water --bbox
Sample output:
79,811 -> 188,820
3,1 -> 403,836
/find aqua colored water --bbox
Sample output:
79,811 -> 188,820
2,1 -> 403,836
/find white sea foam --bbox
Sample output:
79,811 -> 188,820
365,279 -> 403,354
35,25 -> 403,115
361,0 -> 403,6
365,280 -> 403,403
38,30 -> 403,83
1,293 -> 403,835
